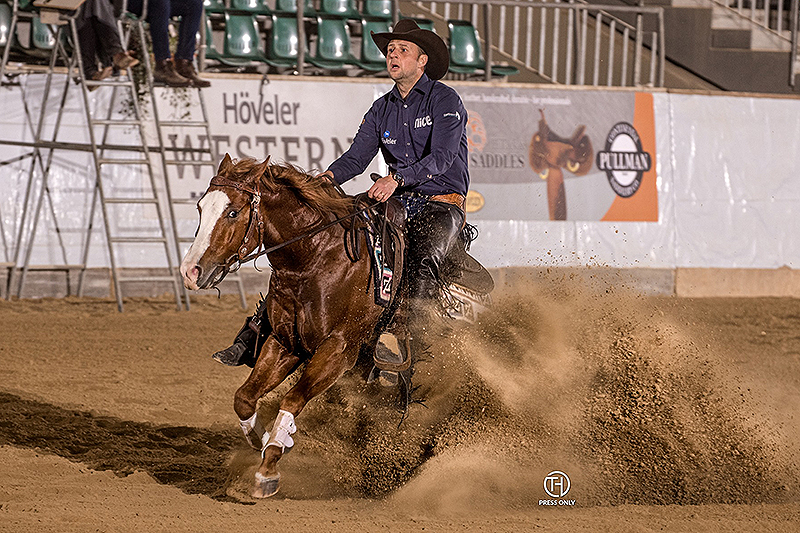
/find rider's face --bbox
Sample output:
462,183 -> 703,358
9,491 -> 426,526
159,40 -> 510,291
386,40 -> 427,85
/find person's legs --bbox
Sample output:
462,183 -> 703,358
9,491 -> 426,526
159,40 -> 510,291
142,0 -> 172,62
88,0 -> 125,58
170,0 -> 211,87
127,0 -> 190,86
403,201 -> 465,353
405,201 -> 465,302
76,19 -> 100,77
169,0 -> 202,60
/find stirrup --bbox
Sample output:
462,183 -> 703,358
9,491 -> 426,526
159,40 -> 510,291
373,333 -> 411,372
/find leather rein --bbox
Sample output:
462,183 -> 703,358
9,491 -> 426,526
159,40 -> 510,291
206,173 -> 381,283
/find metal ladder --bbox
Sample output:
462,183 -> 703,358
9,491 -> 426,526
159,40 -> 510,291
1,8 -> 114,302
67,12 -> 187,312
123,13 -> 247,310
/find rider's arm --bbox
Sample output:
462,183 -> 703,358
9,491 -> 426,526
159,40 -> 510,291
394,88 -> 466,188
327,99 -> 383,185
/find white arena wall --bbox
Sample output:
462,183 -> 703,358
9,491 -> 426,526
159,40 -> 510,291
1,74 -> 799,298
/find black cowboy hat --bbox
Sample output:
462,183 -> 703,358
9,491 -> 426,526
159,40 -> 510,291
371,19 -> 450,80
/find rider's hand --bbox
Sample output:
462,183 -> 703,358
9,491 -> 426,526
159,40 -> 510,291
368,175 -> 398,203
319,170 -> 335,183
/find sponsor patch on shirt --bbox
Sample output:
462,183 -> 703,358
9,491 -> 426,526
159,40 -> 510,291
443,111 -> 461,120
414,115 -> 432,128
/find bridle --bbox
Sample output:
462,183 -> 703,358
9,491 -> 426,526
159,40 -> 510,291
202,171 -> 383,287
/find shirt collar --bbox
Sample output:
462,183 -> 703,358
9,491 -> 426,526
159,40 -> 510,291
390,73 -> 434,101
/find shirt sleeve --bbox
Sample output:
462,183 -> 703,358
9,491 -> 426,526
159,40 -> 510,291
396,88 -> 466,188
327,99 -> 382,185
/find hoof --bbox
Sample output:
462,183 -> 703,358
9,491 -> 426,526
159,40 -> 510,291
252,472 -> 280,499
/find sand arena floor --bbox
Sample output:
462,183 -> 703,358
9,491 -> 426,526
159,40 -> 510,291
1,275 -> 799,532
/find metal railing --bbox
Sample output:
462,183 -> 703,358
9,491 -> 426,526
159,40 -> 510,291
791,0 -> 800,86
408,0 -> 664,87
714,0 -> 792,36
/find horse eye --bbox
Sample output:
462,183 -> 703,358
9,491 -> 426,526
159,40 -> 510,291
228,210 -> 239,219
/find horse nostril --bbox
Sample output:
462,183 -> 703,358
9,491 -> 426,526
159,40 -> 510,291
192,265 -> 202,280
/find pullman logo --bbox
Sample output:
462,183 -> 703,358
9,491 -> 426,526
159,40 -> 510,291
596,122 -> 652,198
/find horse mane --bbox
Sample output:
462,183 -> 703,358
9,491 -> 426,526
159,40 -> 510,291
224,158 -> 354,218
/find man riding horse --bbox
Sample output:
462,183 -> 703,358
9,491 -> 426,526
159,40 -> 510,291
213,19 -> 470,373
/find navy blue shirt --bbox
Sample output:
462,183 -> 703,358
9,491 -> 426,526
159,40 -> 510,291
328,74 -> 470,197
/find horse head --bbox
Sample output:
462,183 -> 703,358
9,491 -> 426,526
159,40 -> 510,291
180,154 -> 271,290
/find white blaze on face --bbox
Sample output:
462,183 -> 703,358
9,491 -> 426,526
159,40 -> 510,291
179,190 -> 230,289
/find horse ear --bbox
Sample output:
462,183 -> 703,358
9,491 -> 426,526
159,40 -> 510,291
254,157 -> 271,178
218,153 -> 233,174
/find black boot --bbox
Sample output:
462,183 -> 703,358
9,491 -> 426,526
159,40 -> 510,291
212,325 -> 258,367
213,296 -> 270,367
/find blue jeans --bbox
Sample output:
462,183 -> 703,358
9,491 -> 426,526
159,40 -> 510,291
127,0 -> 203,62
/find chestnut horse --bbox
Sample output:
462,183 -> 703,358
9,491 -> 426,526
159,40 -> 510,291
179,154 -> 392,498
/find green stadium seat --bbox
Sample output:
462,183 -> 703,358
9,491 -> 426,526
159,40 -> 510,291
361,0 -> 391,20
228,0 -> 271,15
203,15 -> 234,64
308,15 -> 358,70
357,17 -> 388,72
273,0 -> 317,16
221,13 -> 269,66
31,16 -> 56,51
447,19 -> 519,78
318,0 -> 359,19
265,13 -> 299,68
0,4 -> 11,48
203,0 -> 226,14
402,17 -> 434,32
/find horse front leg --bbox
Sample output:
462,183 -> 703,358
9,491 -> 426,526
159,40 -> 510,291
233,336 -> 301,453
253,334 -> 356,498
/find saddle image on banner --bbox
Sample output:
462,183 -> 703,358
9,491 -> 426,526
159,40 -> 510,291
460,87 -> 658,222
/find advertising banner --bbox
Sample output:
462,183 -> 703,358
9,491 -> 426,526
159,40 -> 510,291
459,87 -> 658,222
161,78 -> 383,200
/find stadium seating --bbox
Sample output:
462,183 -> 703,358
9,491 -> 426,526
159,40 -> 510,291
361,0 -> 392,20
265,13 -> 300,68
357,17 -> 389,72
0,4 -> 11,48
203,0 -> 226,14
318,0 -> 360,20
273,0 -> 317,16
221,13 -> 269,66
228,0 -> 271,15
308,15 -> 358,70
447,19 -> 518,77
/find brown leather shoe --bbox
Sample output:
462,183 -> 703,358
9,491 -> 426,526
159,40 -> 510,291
87,66 -> 113,91
113,51 -> 139,70
174,58 -> 211,88
153,59 -> 191,87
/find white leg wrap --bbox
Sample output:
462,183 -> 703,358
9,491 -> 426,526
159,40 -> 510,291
239,412 -> 269,450
265,409 -> 296,452
239,412 -> 258,433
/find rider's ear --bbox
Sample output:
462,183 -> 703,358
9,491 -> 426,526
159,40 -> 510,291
218,153 -> 234,174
